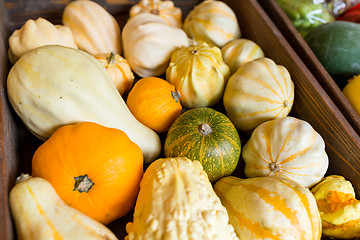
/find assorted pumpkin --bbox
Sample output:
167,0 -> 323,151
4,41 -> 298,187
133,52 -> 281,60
6,0 -> 358,239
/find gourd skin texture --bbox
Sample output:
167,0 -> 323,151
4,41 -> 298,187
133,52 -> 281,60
242,116 -> 329,188
122,13 -> 189,77
183,0 -> 241,48
125,157 -> 239,240
166,42 -> 230,108
9,175 -> 118,240
62,0 -> 121,55
6,45 -> 161,163
223,57 -> 295,132
214,176 -> 322,240
31,122 -> 144,225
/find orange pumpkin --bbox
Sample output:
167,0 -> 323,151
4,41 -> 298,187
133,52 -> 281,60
31,121 -> 143,225
126,77 -> 182,133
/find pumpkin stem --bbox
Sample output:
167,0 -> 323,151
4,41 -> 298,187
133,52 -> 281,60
198,123 -> 212,136
150,8 -> 160,15
107,51 -> 116,64
15,173 -> 31,184
171,91 -> 181,102
284,100 -> 289,108
74,174 -> 94,193
191,50 -> 198,55
269,162 -> 280,173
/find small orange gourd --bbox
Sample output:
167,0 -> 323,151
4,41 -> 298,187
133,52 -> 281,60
31,121 -> 144,225
126,77 -> 182,133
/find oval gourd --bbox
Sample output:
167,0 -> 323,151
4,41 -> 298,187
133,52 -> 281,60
183,0 -> 241,47
223,57 -> 295,132
242,116 -> 329,188
125,157 -> 239,240
164,108 -> 241,182
214,176 -> 322,240
6,45 -> 161,163
62,0 -> 121,55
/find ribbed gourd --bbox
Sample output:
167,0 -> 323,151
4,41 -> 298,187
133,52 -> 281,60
125,157 -> 239,240
214,176 -> 322,240
166,42 -> 230,108
242,116 -> 329,188
183,0 -> 241,47
223,57 -> 295,132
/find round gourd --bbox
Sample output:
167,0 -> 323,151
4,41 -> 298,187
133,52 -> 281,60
214,176 -> 322,240
242,116 -> 329,188
164,107 -> 241,182
32,122 -> 144,225
166,42 -> 230,108
183,0 -> 241,47
223,57 -> 295,132
126,77 -> 182,133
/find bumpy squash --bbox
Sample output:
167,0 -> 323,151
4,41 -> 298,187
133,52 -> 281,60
6,45 -> 161,163
9,174 -> 118,240
164,108 -> 241,182
125,157 -> 239,240
166,42 -> 230,108
311,175 -> 360,239
122,13 -> 189,77
183,0 -> 241,47
223,57 -> 295,132
62,0 -> 121,55
129,0 -> 182,28
242,116 -> 329,188
214,176 -> 322,240
8,17 -> 77,64
32,122 -> 144,225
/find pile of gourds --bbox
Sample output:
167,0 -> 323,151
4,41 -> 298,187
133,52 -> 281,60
6,0 -> 360,239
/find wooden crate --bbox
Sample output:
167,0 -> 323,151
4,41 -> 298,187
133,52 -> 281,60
1,0 -> 360,239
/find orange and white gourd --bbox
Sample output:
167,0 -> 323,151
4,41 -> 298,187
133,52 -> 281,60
166,42 -> 230,108
221,38 -> 265,74
122,13 -> 189,77
129,0 -> 182,28
214,176 -> 322,240
223,57 -> 295,132
62,0 -> 121,55
125,157 -> 239,240
8,17 -> 77,64
242,116 -> 329,188
183,0 -> 241,48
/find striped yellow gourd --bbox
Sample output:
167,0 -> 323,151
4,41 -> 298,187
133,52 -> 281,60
221,38 -> 265,74
242,116 -> 329,188
214,176 -> 322,240
183,0 -> 241,47
223,57 -> 294,132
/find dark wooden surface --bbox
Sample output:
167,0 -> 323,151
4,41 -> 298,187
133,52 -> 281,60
1,0 -> 360,239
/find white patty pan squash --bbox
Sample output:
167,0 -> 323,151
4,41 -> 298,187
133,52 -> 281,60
166,42 -> 230,108
9,174 -> 118,240
62,0 -> 121,55
8,17 -> 77,64
223,57 -> 295,132
242,116 -> 329,188
6,45 -> 161,163
129,0 -> 182,28
122,13 -> 189,77
183,0 -> 241,48
125,157 -> 239,240
214,176 -> 322,240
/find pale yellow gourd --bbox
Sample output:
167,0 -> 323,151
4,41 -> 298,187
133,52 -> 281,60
125,157 -> 239,240
122,13 -> 189,77
8,17 -> 77,64
223,57 -> 295,132
214,176 -> 322,240
242,116 -> 329,188
183,0 -> 241,47
129,0 -> 182,28
166,42 -> 230,108
6,45 -> 161,163
9,174 -> 118,240
62,0 -> 121,55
